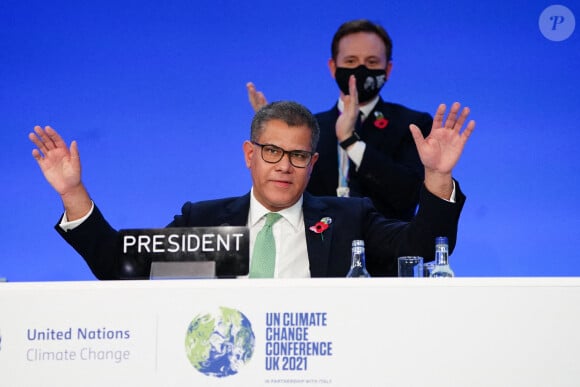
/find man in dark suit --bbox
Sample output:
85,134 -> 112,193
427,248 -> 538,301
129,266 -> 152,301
29,86 -> 474,279
248,19 -> 432,221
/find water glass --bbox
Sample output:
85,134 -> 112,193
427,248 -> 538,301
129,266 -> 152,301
397,256 -> 424,277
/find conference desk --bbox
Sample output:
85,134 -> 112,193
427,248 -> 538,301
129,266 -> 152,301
1,278 -> 579,386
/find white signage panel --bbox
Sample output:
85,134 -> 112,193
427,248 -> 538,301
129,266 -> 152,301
1,278 -> 580,386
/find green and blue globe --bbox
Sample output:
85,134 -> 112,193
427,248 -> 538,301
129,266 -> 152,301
185,306 -> 255,377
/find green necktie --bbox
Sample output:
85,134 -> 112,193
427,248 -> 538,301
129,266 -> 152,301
249,212 -> 282,278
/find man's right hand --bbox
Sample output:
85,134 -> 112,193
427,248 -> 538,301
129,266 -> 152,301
29,126 -> 92,221
246,82 -> 268,112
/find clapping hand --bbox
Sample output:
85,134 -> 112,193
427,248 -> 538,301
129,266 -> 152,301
335,74 -> 359,143
246,82 -> 268,112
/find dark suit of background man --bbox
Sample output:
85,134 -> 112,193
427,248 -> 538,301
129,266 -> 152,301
248,19 -> 432,221
29,82 -> 475,278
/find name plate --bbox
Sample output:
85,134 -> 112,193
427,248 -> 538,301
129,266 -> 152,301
118,226 -> 249,278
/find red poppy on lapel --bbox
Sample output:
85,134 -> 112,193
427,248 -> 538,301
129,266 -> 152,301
309,217 -> 332,240
373,111 -> 389,129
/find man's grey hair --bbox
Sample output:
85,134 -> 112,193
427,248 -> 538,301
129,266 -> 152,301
250,101 -> 320,150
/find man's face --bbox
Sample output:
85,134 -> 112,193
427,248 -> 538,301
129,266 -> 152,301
329,31 -> 392,78
243,119 -> 319,212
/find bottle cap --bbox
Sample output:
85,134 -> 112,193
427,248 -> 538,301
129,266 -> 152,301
435,236 -> 448,245
352,240 -> 364,247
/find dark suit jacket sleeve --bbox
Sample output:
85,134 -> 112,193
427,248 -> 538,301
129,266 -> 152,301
363,180 -> 465,276
53,202 -> 210,280
55,206 -> 122,280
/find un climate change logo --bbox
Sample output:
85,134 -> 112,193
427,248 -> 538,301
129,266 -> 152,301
185,307 -> 255,378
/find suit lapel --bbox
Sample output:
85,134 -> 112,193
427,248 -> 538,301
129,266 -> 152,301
220,193 -> 251,226
362,98 -> 386,133
302,193 -> 333,277
362,98 -> 403,149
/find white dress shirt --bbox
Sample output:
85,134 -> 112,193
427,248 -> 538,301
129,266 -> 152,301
248,188 -> 311,278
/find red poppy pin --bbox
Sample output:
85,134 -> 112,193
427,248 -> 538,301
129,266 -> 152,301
309,217 -> 332,240
373,111 -> 389,129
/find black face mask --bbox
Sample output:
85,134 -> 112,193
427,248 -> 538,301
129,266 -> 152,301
334,65 -> 387,103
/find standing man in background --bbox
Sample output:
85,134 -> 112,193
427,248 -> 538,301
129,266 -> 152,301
248,19 -> 432,222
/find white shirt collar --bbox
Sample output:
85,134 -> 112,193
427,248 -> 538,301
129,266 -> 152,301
249,188 -> 304,231
337,95 -> 380,121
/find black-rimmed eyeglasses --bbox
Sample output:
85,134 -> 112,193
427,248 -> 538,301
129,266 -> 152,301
251,141 -> 314,168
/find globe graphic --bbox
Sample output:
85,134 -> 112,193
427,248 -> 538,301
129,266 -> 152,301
185,306 -> 255,377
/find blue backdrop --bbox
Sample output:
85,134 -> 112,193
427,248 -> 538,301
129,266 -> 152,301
2,0 -> 579,281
